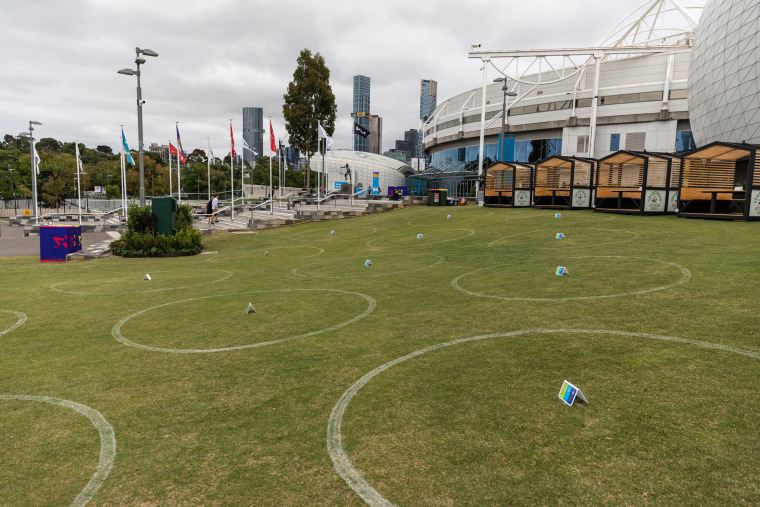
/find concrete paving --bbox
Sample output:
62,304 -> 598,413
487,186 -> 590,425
0,220 -> 115,258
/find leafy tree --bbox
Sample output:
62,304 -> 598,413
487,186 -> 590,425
97,145 -> 113,154
282,49 -> 337,191
188,148 -> 207,164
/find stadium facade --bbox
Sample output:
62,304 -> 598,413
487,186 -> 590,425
421,0 -> 706,195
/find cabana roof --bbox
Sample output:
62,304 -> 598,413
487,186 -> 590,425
486,161 -> 534,170
598,150 -> 674,165
536,155 -> 595,169
682,141 -> 760,161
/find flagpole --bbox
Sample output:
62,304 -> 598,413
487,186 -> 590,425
322,138 -> 326,203
75,141 -> 82,226
317,138 -> 321,211
176,122 -> 182,204
120,128 -> 127,216
169,140 -> 175,199
229,119 -> 234,221
207,137 -> 212,202
240,132 -> 245,203
269,115 -> 273,215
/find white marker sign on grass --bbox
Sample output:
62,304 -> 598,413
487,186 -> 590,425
143,274 -> 151,281
559,380 -> 587,406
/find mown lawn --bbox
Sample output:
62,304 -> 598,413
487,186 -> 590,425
1,206 -> 759,505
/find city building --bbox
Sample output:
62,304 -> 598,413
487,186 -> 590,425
242,107 -> 264,164
395,129 -> 419,159
420,0 -> 703,197
382,149 -> 410,163
308,150 -> 411,194
419,79 -> 437,158
369,116 -> 383,154
352,75 -> 371,152
149,143 -> 170,163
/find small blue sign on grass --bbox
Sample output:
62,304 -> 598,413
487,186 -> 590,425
556,233 -> 565,239
556,266 -> 569,276
558,380 -> 587,406
365,259 -> 373,266
555,213 -> 562,218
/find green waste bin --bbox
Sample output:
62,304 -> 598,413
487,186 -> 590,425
428,189 -> 447,206
152,197 -> 178,236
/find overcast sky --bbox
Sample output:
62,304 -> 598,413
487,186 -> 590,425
0,0 -> 651,156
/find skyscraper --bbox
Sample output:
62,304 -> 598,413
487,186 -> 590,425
369,116 -> 383,154
419,79 -> 437,159
352,75 -> 371,152
419,79 -> 437,122
242,107 -> 264,164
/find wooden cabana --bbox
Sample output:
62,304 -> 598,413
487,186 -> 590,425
534,156 -> 596,209
483,162 -> 534,207
594,150 -> 680,214
678,141 -> 760,220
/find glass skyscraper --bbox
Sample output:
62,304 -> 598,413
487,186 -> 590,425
419,79 -> 437,159
242,107 -> 264,164
352,75 -> 371,152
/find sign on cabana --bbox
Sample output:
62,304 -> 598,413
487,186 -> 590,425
514,190 -> 531,207
668,191 -> 679,213
751,191 -> 760,217
558,380 -> 587,406
572,189 -> 590,208
645,190 -> 666,212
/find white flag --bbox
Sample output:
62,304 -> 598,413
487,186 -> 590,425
242,137 -> 252,152
318,123 -> 334,155
75,143 -> 83,173
33,144 -> 41,174
208,143 -> 215,162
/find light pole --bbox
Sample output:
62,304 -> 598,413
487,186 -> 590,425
493,77 -> 517,162
118,47 -> 158,207
19,121 -> 42,224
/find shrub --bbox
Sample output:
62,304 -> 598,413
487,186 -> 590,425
111,201 -> 203,257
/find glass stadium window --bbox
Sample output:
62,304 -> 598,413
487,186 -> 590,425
576,98 -> 593,108
676,131 -> 696,152
640,91 -> 663,102
669,89 -> 688,100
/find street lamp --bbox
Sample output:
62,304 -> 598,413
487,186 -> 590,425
18,121 -> 42,224
118,46 -> 158,207
494,77 -> 517,162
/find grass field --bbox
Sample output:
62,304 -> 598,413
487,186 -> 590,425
2,206 -> 760,505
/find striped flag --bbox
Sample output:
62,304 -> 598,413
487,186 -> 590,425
176,125 -> 187,164
121,128 -> 134,165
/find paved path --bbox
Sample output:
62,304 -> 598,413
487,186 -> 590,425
0,221 -> 115,258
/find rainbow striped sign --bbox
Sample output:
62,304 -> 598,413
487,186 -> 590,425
556,233 -> 565,239
558,380 -> 587,406
556,266 -> 569,276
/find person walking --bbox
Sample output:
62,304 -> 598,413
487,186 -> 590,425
209,194 -> 219,225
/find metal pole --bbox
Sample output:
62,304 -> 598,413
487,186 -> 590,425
241,133 -> 245,203
500,82 -> 507,162
588,55 -> 602,158
317,138 -> 321,211
476,58 -> 489,196
168,140 -> 173,198
207,138 -> 212,202
136,60 -> 145,207
229,119 -> 234,221
29,122 -> 38,225
269,115 -> 273,215
176,122 -> 182,204
76,141 -> 82,226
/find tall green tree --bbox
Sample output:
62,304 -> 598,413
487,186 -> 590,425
282,49 -> 337,191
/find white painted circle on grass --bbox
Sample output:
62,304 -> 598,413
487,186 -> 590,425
205,246 -> 324,263
111,289 -> 376,353
406,211 -> 493,226
365,229 -> 475,248
0,310 -> 27,336
451,256 -> 690,301
503,212 -> 616,223
288,226 -> 378,241
487,228 -> 641,248
0,395 -> 116,507
327,328 -> 760,507
292,253 -> 445,279
49,269 -> 233,295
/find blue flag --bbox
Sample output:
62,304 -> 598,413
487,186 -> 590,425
122,129 -> 135,165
